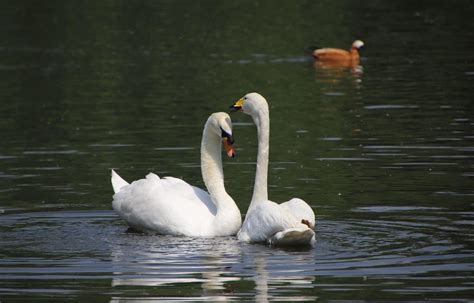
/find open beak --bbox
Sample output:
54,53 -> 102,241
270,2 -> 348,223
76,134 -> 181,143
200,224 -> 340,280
229,97 -> 244,112
223,138 -> 235,158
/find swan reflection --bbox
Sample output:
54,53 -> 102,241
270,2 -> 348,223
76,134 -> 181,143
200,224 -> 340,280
250,247 -> 317,303
110,233 -> 317,302
111,235 -> 240,289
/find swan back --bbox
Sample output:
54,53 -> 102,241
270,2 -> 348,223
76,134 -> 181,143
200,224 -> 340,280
113,173 -> 218,234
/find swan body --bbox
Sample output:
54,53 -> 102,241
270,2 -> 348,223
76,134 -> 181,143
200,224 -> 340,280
237,198 -> 315,246
230,93 -> 316,246
111,112 -> 242,237
312,40 -> 364,64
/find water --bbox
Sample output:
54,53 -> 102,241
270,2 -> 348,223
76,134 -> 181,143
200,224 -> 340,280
1,1 -> 474,301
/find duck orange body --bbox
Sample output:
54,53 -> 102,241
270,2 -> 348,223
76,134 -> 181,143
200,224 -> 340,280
312,40 -> 364,64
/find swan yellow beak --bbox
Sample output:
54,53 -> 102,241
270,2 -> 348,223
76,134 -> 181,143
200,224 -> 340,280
229,98 -> 244,112
223,138 -> 235,158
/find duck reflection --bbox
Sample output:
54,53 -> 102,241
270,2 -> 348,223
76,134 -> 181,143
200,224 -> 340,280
314,59 -> 363,75
311,61 -> 363,95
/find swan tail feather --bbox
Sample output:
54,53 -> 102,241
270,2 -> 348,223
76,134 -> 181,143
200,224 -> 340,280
268,228 -> 315,247
111,169 -> 129,193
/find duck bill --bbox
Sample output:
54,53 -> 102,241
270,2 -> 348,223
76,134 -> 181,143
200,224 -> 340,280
223,139 -> 236,158
229,98 -> 244,112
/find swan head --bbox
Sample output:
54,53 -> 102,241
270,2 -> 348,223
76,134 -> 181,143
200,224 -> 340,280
351,40 -> 364,50
208,112 -> 235,158
229,92 -> 268,116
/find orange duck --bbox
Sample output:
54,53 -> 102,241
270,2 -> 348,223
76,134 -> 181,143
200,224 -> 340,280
312,40 -> 364,65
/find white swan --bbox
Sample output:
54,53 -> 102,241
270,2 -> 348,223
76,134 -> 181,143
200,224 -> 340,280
111,112 -> 242,237
230,93 -> 316,246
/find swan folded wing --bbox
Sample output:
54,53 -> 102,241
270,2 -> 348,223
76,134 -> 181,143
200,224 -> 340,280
160,176 -> 216,212
113,173 -> 217,235
280,198 -> 315,229
238,201 -> 301,242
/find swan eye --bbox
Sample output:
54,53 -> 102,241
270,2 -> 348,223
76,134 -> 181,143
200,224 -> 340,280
220,128 -> 234,144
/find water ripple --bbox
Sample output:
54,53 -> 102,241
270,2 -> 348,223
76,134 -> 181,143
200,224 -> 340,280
0,210 -> 472,300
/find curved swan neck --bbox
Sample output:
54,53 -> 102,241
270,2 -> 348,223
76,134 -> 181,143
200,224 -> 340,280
250,103 -> 270,207
200,124 -> 231,206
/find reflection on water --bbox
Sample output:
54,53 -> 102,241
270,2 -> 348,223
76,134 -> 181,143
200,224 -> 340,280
110,235 -> 243,289
313,60 -> 364,79
0,210 -> 473,301
110,223 -> 319,302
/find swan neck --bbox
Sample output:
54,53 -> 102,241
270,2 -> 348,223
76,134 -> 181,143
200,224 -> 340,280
251,105 -> 269,206
201,125 -> 231,206
199,120 -> 241,235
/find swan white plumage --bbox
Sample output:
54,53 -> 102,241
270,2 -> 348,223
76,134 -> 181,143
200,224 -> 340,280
230,93 -> 316,246
111,112 -> 242,236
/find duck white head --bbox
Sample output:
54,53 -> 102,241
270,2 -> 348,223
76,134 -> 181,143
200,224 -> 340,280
352,40 -> 364,50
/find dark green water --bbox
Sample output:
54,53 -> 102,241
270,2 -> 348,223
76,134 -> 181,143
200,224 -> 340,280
1,1 -> 474,301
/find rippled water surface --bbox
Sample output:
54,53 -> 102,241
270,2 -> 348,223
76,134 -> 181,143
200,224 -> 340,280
1,1 -> 474,302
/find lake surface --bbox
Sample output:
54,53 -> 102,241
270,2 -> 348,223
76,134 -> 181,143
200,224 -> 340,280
1,1 -> 474,301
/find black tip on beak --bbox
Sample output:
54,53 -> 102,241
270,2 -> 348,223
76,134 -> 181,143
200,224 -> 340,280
229,105 -> 241,112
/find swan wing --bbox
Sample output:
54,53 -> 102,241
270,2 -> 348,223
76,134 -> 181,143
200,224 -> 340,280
280,198 -> 315,229
238,199 -> 315,246
271,198 -> 316,245
238,201 -> 299,242
112,173 -> 216,235
160,176 -> 215,210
